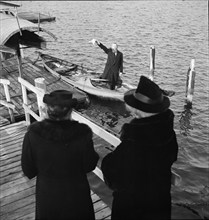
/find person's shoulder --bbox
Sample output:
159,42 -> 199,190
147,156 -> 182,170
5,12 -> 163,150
27,121 -> 41,132
76,122 -> 93,135
118,50 -> 123,55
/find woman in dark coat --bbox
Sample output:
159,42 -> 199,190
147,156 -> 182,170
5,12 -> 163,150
21,90 -> 99,220
101,76 -> 178,220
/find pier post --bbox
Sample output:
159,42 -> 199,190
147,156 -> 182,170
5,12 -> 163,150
16,44 -> 23,77
0,53 -> 3,75
34,78 -> 47,119
149,45 -> 155,81
186,59 -> 196,104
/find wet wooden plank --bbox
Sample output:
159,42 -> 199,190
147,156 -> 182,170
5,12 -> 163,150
0,154 -> 21,167
0,171 -> 24,185
1,203 -> 35,220
95,206 -> 112,219
0,186 -> 35,207
94,200 -> 108,212
16,212 -> 35,220
0,194 -> 35,217
0,178 -> 36,199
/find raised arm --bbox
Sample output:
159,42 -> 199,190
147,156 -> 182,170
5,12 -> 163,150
97,42 -> 109,54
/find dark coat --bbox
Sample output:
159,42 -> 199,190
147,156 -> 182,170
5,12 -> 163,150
101,109 -> 178,220
21,119 -> 99,220
99,43 -> 123,87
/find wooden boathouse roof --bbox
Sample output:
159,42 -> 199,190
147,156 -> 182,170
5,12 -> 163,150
0,13 -> 56,47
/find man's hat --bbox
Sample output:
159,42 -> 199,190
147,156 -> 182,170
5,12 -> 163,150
43,90 -> 77,108
124,76 -> 170,113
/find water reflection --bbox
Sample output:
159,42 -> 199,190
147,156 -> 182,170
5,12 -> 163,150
179,102 -> 194,136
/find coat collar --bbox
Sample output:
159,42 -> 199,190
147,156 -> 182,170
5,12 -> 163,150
28,119 -> 92,142
120,109 -> 175,146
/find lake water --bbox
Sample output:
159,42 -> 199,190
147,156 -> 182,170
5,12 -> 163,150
19,1 -> 209,218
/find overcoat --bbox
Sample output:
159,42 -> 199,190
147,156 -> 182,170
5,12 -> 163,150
101,109 -> 178,220
98,43 -> 123,87
21,119 -> 99,220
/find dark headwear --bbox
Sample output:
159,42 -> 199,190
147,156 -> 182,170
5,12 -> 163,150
43,90 -> 77,108
124,76 -> 170,113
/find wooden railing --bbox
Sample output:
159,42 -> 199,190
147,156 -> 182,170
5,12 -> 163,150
18,77 -> 47,125
0,78 -> 15,123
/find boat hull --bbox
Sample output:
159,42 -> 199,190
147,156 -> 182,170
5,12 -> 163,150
40,53 -> 135,101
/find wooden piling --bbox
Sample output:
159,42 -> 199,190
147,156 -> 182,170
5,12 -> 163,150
149,45 -> 155,81
16,44 -> 24,77
34,78 -> 47,119
186,59 -> 196,104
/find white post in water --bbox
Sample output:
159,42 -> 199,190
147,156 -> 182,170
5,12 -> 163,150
186,59 -> 196,104
34,78 -> 47,119
149,45 -> 155,81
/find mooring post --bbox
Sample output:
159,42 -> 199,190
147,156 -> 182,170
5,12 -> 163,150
16,44 -> 23,77
149,45 -> 155,81
0,53 -> 3,74
186,59 -> 196,104
34,78 -> 47,119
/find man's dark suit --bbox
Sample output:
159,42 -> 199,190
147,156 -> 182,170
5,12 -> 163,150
98,43 -> 123,90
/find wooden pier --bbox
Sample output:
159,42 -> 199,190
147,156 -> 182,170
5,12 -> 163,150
0,56 -> 88,120
0,121 -> 112,220
0,57 -> 203,219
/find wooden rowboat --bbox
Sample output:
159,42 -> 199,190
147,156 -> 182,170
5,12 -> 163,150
39,53 -> 135,101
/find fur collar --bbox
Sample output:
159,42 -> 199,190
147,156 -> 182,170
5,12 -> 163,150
121,109 -> 175,146
28,119 -> 92,142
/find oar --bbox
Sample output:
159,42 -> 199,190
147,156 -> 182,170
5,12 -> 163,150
91,78 -> 109,82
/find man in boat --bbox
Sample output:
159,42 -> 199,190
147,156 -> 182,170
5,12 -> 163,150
21,90 -> 99,220
93,39 -> 124,90
101,76 -> 179,220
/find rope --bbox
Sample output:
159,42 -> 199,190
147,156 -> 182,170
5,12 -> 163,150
32,53 -> 41,65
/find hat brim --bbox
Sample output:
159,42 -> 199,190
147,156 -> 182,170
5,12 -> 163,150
43,94 -> 78,108
124,89 -> 170,113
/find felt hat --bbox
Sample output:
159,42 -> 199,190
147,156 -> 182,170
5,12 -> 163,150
124,76 -> 170,113
43,90 -> 77,108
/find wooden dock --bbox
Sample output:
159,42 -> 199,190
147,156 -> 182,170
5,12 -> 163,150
0,121 -> 112,220
0,57 -> 88,120
0,57 -> 203,219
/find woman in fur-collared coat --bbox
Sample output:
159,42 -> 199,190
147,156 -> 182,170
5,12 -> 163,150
101,76 -> 179,220
21,90 -> 99,220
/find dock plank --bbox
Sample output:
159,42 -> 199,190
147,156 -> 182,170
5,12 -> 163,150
0,194 -> 35,217
16,212 -> 35,220
0,154 -> 21,167
1,203 -> 35,220
95,206 -> 112,220
0,186 -> 35,207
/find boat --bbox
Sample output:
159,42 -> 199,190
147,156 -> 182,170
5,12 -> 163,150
39,53 -> 135,101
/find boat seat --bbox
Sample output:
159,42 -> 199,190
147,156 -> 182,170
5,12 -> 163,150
55,65 -> 78,75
